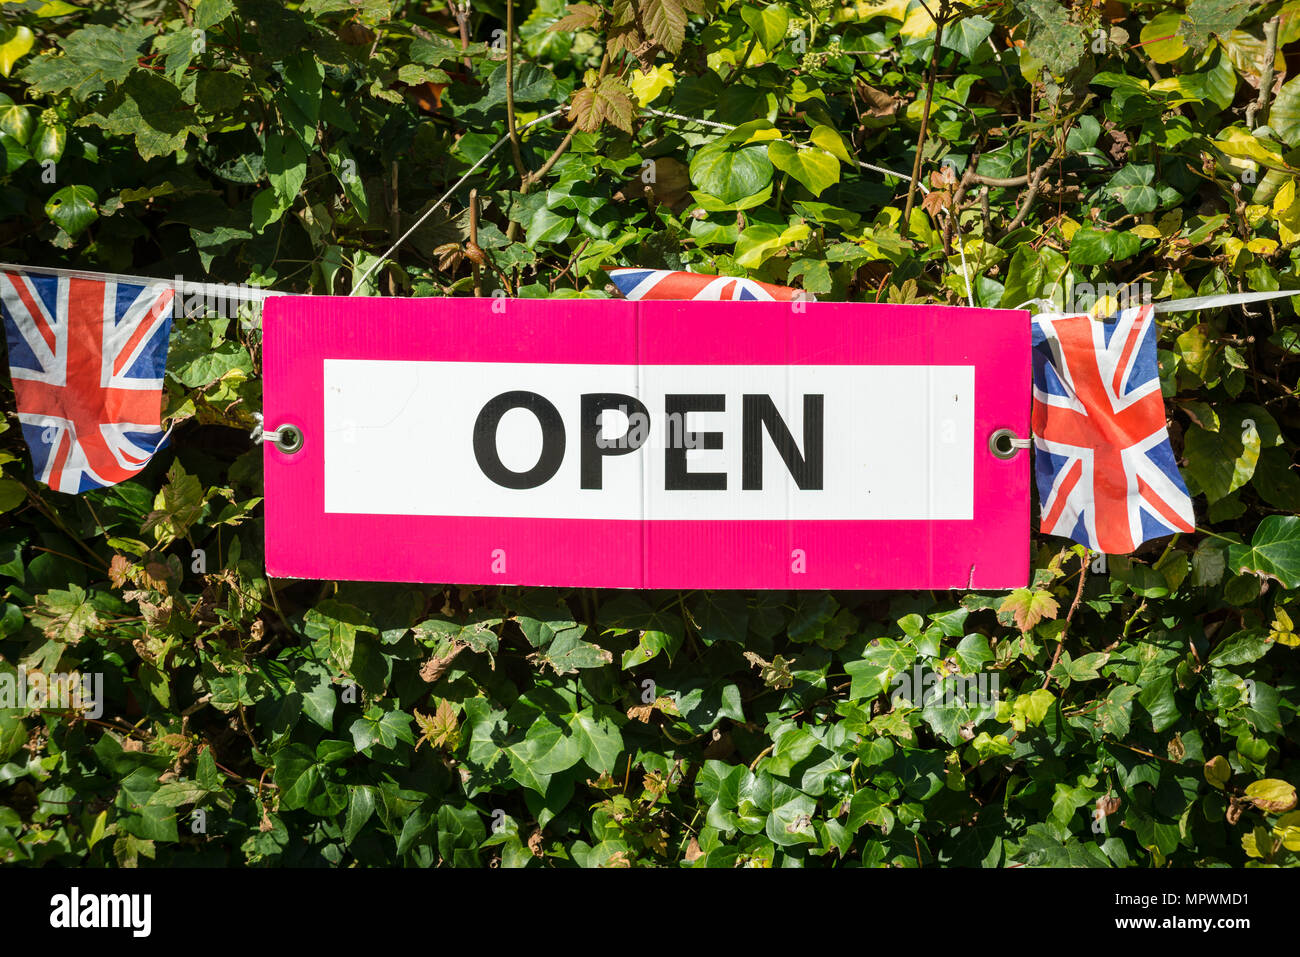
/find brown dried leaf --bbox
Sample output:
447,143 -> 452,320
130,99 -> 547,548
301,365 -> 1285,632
921,189 -> 949,217
1226,798 -> 1244,825
743,651 -> 794,690
435,241 -> 463,273
108,555 -> 133,589
550,2 -> 601,32
338,22 -> 376,45
856,80 -> 901,118
632,156 -> 692,212
627,703 -> 655,723
702,728 -> 734,760
1167,733 -> 1186,762
569,74 -> 638,134
419,642 -> 465,683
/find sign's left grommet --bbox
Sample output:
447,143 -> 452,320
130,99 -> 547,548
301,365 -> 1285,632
273,423 -> 304,454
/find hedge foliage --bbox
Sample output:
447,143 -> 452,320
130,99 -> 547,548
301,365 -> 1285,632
1,0 -> 1299,867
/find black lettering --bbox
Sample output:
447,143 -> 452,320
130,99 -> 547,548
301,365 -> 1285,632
473,390 -> 565,489
665,394 -> 726,490
742,394 -> 823,489
580,393 -> 649,489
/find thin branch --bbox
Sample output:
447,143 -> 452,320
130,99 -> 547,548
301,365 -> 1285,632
450,1 -> 472,71
1249,16 -> 1281,130
387,159 -> 399,296
724,36 -> 758,87
903,0 -> 948,231
469,188 -> 482,297
1004,146 -> 1063,234
350,108 -> 567,294
527,52 -> 612,190
1042,552 -> 1090,690
504,0 -> 527,182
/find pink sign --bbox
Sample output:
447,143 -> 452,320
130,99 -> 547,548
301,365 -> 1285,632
263,297 -> 1029,589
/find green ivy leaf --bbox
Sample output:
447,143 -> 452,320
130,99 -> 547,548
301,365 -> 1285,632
0,25 -> 36,78
43,184 -> 98,237
1068,226 -> 1141,265
689,140 -> 774,206
304,600 -> 379,672
1184,422 -> 1258,502
1208,628 -> 1271,666
941,15 -> 995,59
768,141 -> 839,197
1229,516 -> 1300,589
349,705 -> 414,753
740,3 -> 790,52
530,627 -> 612,674
0,93 -> 32,144
952,634 -> 992,673
1105,164 -> 1159,214
568,707 -> 623,773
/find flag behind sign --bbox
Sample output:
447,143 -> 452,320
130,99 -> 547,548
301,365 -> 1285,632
609,268 -> 808,302
1,270 -> 174,493
1032,304 -> 1195,553
263,297 -> 1029,589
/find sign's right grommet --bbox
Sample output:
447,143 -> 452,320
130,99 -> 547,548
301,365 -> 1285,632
988,428 -> 1027,459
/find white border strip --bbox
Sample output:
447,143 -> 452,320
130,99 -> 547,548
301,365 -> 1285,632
0,261 -> 291,303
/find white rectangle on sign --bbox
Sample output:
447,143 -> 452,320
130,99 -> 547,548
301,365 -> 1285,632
322,360 -> 974,521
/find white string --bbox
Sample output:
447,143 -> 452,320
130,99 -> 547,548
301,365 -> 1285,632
349,107 -> 566,295
249,413 -> 283,445
1151,288 -> 1300,313
351,104 -> 936,295
641,107 -> 930,193
642,106 -> 976,304
1018,287 -> 1300,317
0,261 -> 286,302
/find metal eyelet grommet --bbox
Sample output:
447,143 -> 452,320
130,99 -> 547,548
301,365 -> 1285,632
273,423 -> 304,454
989,428 -> 1028,459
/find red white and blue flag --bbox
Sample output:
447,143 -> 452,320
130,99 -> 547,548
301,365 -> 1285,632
609,268 -> 808,301
1,271 -> 175,493
1032,303 -> 1194,553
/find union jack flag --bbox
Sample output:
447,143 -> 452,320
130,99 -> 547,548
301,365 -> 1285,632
610,268 -> 809,301
1032,303 -> 1194,553
1,271 -> 175,493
